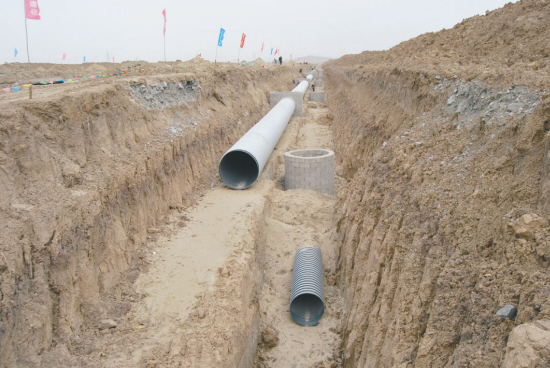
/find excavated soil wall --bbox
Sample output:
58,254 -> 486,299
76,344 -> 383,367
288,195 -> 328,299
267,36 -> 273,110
0,66 -> 299,367
323,1 -> 550,365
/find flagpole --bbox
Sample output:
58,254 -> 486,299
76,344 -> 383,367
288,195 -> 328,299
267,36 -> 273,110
24,4 -> 30,65
162,9 -> 166,67
215,44 -> 218,64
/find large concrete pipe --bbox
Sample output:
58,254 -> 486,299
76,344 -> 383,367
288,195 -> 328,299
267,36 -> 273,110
292,74 -> 314,94
219,97 -> 296,189
290,247 -> 325,326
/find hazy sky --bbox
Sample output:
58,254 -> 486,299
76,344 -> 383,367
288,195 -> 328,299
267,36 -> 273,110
1,0 -> 517,64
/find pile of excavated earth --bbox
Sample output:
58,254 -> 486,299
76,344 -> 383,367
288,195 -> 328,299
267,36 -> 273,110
1,0 -> 550,367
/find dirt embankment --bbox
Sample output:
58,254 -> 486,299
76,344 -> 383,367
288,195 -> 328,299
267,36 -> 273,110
324,0 -> 550,367
0,65 -> 300,367
0,60 -> 212,87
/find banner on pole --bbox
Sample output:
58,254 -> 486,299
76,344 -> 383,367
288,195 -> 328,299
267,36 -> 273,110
25,0 -> 41,20
261,42 -> 264,53
83,56 -> 86,63
274,49 -> 278,56
15,49 -> 18,57
218,28 -> 225,47
62,53 -> 66,61
240,33 -> 246,48
162,9 -> 166,35
270,48 -> 273,55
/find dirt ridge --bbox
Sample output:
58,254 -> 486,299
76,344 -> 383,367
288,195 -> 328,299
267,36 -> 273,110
324,0 -> 550,366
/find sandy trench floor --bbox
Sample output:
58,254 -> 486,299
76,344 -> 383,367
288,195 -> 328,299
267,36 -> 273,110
97,87 -> 344,367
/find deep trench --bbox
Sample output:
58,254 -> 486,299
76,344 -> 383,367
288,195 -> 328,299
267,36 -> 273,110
117,72 -> 345,367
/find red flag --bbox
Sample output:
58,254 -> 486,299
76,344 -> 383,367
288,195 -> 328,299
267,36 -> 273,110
261,42 -> 264,53
240,33 -> 246,48
274,49 -> 278,56
162,9 -> 166,35
62,53 -> 66,61
290,54 -> 292,60
25,0 -> 41,20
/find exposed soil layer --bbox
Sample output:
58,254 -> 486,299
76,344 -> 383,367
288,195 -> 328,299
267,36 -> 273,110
324,0 -> 550,366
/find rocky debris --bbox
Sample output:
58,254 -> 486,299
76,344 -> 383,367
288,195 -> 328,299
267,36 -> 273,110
164,111 -> 210,137
496,305 -> 518,320
129,79 -> 200,110
260,326 -> 280,348
509,214 -> 550,240
168,203 -> 184,212
441,81 -> 541,131
502,320 -> 550,368
98,319 -> 117,330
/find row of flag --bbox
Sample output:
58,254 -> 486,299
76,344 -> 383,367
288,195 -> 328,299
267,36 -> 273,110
15,2 -> 307,65
215,27 -> 301,60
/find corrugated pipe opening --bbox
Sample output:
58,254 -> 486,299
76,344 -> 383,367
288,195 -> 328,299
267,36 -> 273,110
290,247 -> 325,326
219,150 -> 259,190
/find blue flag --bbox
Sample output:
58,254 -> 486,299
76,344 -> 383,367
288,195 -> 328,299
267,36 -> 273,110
83,56 -> 86,63
14,49 -> 18,57
218,28 -> 225,47
270,48 -> 273,55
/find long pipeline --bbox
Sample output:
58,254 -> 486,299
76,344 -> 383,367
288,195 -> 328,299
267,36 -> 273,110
292,74 -> 314,94
219,75 -> 312,190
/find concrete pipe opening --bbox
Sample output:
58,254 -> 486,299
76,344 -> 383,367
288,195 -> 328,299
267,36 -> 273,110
219,150 -> 259,190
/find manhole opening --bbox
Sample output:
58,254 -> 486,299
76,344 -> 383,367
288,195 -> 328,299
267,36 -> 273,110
288,149 -> 331,158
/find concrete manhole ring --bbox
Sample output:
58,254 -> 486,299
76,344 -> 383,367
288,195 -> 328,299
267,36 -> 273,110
284,149 -> 335,195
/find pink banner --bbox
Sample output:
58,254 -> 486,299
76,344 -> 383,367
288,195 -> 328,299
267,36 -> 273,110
240,33 -> 246,48
261,42 -> 264,53
162,9 -> 166,35
25,0 -> 41,20
62,53 -> 66,61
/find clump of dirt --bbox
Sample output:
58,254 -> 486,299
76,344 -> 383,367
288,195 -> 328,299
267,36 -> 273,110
324,0 -> 550,366
260,326 -> 280,349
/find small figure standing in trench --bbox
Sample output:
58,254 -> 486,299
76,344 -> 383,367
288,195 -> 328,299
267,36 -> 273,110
279,56 -> 283,66
312,81 -> 315,92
